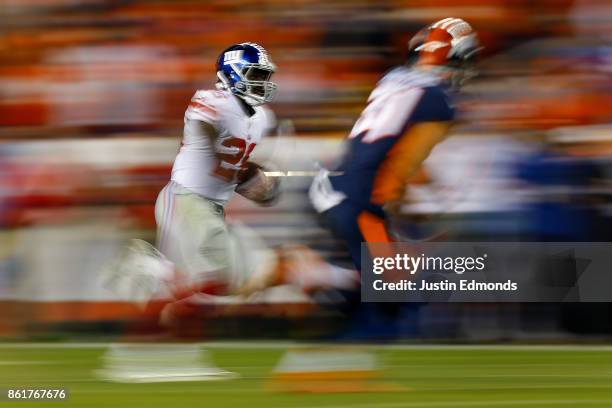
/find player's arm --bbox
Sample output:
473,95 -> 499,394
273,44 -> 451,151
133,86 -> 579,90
197,120 -> 220,145
203,122 -> 277,203
372,121 -> 452,205
187,92 -> 223,150
235,108 -> 281,206
235,162 -> 280,206
372,84 -> 454,207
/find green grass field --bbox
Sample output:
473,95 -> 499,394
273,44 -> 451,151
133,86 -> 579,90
1,343 -> 612,408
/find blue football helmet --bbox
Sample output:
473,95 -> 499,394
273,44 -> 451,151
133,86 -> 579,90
216,42 -> 278,106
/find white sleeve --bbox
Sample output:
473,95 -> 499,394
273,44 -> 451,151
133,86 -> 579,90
185,91 -> 221,130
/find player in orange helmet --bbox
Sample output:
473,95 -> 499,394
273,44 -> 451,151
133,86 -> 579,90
310,18 -> 482,271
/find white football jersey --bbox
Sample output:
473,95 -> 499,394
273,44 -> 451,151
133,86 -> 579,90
171,89 -> 276,204
348,67 -> 441,143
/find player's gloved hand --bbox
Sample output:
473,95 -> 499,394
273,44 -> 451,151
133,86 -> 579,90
235,162 -> 281,206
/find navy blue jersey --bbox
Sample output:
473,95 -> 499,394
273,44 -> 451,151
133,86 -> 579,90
330,66 -> 455,209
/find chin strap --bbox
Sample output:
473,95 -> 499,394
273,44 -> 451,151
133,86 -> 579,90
216,71 -> 230,90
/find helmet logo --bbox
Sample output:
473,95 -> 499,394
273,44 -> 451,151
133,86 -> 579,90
224,50 -> 244,64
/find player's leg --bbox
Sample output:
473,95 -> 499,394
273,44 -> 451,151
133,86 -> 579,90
100,182 -> 176,308
99,182 -> 235,382
322,200 -> 390,272
155,182 -> 232,297
237,243 -> 359,296
153,185 -> 234,328
154,181 -> 175,259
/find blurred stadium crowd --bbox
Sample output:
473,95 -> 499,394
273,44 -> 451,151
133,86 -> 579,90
2,0 -> 611,134
1,0 -> 612,340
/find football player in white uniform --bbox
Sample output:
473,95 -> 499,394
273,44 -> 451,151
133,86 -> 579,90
104,43 -> 280,307
154,42 -> 280,300
108,42 -> 357,312
100,43 -> 286,382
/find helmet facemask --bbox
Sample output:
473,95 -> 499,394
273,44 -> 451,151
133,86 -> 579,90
446,33 -> 482,91
446,45 -> 482,91
218,63 -> 277,106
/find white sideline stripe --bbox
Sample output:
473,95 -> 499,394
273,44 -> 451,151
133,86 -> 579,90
2,342 -> 612,351
305,400 -> 612,408
203,342 -> 612,351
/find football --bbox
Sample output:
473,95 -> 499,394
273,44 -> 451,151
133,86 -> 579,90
235,162 -> 281,205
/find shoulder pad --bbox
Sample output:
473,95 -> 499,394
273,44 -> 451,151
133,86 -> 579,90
186,89 -> 231,123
